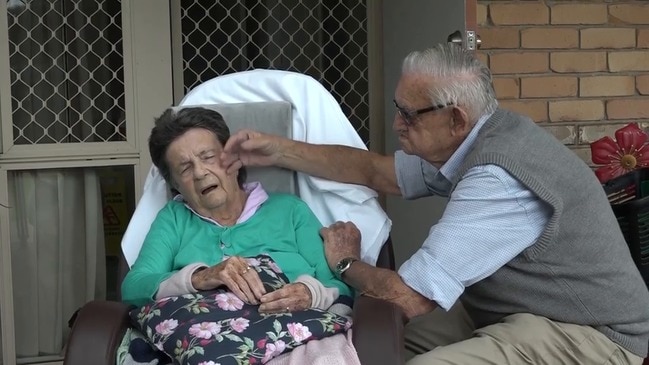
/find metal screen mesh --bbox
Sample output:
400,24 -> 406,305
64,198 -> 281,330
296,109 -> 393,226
7,0 -> 125,145
180,0 -> 370,145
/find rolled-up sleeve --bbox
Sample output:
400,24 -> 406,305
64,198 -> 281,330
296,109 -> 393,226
398,165 -> 551,311
399,249 -> 464,310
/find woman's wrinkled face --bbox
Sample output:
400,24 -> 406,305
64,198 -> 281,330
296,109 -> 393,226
165,128 -> 241,215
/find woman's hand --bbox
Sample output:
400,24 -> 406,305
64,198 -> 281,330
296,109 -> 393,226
191,256 -> 266,304
258,282 -> 312,313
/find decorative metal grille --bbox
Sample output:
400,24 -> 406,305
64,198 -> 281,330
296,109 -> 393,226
180,0 -> 370,145
7,0 -> 125,145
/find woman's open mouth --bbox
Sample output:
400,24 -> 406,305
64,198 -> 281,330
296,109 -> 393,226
201,185 -> 218,195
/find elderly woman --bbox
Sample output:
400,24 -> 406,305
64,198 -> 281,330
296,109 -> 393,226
121,107 -> 352,314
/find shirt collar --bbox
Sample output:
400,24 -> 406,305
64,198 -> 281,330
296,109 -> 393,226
173,181 -> 269,227
438,110 -> 495,182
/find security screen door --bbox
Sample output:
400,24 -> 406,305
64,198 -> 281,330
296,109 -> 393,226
170,0 -> 377,147
0,1 -> 172,364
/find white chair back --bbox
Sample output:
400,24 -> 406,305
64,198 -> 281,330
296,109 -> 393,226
121,101 -> 294,267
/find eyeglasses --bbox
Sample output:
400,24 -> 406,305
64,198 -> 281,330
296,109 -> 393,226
393,99 -> 454,126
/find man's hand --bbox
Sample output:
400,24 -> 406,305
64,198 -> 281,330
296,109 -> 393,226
320,221 -> 362,272
191,256 -> 266,304
221,129 -> 286,175
258,283 -> 312,313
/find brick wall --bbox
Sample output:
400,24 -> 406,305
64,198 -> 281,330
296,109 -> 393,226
477,1 -> 649,164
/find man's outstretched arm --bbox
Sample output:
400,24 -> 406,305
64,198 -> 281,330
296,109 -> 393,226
222,129 -> 402,195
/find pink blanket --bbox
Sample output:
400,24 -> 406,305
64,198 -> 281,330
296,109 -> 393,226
268,330 -> 361,365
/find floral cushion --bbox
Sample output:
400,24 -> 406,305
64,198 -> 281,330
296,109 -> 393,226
129,255 -> 352,365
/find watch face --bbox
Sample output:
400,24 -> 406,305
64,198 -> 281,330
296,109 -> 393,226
336,257 -> 356,276
336,259 -> 348,271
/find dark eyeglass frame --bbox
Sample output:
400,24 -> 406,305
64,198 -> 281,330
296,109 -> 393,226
393,99 -> 454,126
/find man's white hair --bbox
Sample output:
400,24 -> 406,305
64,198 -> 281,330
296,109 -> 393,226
402,43 -> 498,123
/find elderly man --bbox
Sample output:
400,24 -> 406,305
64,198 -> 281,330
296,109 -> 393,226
221,43 -> 649,364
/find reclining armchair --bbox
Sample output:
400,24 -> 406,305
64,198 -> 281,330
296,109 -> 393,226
64,242 -> 405,365
64,98 -> 406,365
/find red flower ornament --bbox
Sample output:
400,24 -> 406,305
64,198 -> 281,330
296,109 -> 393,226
590,123 -> 649,183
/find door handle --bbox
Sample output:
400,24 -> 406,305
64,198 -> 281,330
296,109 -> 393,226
447,30 -> 481,50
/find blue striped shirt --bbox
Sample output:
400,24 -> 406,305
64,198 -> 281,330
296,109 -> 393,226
395,112 -> 552,310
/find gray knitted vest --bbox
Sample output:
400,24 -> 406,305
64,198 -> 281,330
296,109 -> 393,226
453,109 -> 649,356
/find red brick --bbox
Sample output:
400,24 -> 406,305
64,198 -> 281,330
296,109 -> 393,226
637,75 -> 649,95
490,3 -> 549,25
549,100 -> 605,122
579,124 -> 627,144
579,76 -> 635,97
521,28 -> 578,49
607,99 -> 649,119
543,125 -> 577,145
479,28 -> 520,49
639,29 -> 649,48
609,4 -> 649,25
551,4 -> 608,25
520,76 -> 577,98
490,52 -> 549,74
478,4 -> 488,26
493,77 -> 519,99
550,52 -> 607,73
609,51 -> 649,72
499,100 -> 548,122
581,28 -> 636,49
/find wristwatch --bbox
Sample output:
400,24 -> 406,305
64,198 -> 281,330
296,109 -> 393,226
335,257 -> 358,280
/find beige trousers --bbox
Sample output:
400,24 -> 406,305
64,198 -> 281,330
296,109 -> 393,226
405,303 -> 643,365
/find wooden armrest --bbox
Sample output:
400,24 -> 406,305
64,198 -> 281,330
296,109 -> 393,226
352,295 -> 407,365
64,300 -> 133,365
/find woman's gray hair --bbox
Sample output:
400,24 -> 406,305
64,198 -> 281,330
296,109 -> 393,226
402,43 -> 498,123
149,107 -> 247,189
